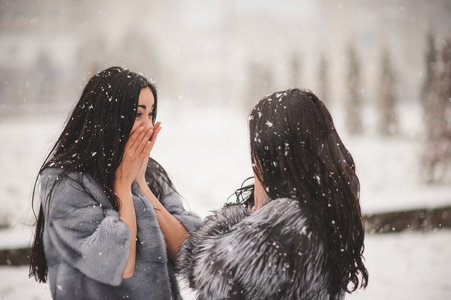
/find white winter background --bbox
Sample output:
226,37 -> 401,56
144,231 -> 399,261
1,100 -> 451,300
1,0 -> 451,299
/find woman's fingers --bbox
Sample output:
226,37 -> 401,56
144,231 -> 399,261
117,126 -> 154,185
120,123 -> 161,183
138,127 -> 153,156
126,126 -> 145,155
128,126 -> 152,155
141,140 -> 152,160
149,122 -> 162,151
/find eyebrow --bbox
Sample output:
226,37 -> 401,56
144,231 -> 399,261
138,104 -> 155,110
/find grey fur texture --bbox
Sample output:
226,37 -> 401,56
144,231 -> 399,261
41,167 -> 201,299
177,198 -> 343,300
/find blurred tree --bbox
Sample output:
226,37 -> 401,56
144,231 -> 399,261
318,53 -> 330,106
34,50 -> 57,104
345,45 -> 363,135
378,47 -> 399,136
0,68 -> 15,105
74,34 -> 108,87
421,37 -> 451,183
116,28 -> 161,82
245,60 -> 274,111
288,53 -> 302,88
421,32 -> 437,107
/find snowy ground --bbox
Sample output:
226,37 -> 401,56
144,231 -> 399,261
1,230 -> 450,300
1,99 -> 450,299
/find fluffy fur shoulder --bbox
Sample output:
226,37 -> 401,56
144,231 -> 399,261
177,203 -> 251,289
177,199 -> 333,300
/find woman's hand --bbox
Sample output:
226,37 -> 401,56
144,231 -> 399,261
115,125 -> 154,186
131,122 -> 188,263
135,122 -> 162,185
114,125 -> 154,278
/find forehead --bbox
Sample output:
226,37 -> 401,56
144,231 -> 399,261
138,87 -> 155,106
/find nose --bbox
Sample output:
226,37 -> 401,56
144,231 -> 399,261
144,116 -> 154,128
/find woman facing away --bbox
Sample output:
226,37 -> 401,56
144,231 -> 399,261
29,66 -> 201,299
177,89 -> 369,299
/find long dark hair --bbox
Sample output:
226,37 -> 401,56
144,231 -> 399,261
29,66 -> 170,283
236,89 -> 368,296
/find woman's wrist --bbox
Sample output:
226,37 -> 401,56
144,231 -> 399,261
114,168 -> 135,187
114,177 -> 134,201
135,177 -> 148,190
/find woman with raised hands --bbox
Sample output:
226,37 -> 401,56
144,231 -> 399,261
29,66 -> 201,299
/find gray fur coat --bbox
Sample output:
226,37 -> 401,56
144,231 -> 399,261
41,167 -> 201,300
177,198 -> 343,300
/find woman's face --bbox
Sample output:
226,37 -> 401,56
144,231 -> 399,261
131,87 -> 155,134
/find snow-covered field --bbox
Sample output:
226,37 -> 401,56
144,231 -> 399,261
1,99 -> 450,299
1,230 -> 450,300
